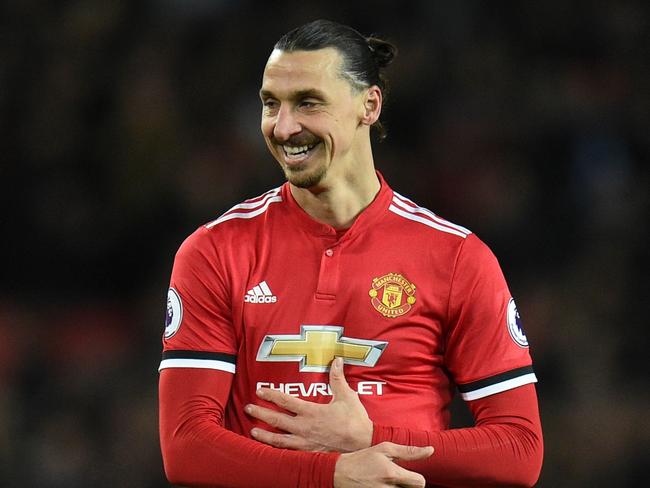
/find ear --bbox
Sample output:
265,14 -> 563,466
360,86 -> 382,127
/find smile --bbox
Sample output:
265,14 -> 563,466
282,142 -> 319,162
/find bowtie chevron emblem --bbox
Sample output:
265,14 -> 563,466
256,325 -> 388,372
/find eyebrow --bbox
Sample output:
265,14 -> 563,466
259,88 -> 327,101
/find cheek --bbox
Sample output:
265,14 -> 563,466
261,118 -> 274,138
332,115 -> 358,143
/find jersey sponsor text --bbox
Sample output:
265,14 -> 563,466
256,380 -> 386,397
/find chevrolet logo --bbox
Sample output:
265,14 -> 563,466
256,325 -> 388,372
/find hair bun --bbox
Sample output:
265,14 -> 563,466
367,37 -> 397,68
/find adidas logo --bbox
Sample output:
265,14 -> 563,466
244,281 -> 277,304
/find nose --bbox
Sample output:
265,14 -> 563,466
273,105 -> 302,142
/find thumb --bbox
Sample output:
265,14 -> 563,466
329,357 -> 353,398
377,442 -> 435,462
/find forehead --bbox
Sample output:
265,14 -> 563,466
261,48 -> 347,94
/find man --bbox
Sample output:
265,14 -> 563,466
159,19 -> 543,487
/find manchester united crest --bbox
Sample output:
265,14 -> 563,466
369,273 -> 416,318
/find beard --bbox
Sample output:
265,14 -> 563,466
271,130 -> 327,189
281,159 -> 328,189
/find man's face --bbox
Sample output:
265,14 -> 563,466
260,48 -> 366,189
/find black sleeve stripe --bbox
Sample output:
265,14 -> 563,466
161,350 -> 237,364
457,365 -> 535,393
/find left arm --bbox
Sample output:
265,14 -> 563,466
246,358 -> 542,487
372,384 -> 543,487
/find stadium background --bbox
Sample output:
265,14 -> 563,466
1,1 -> 648,486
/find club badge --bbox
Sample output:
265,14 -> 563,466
369,273 -> 416,318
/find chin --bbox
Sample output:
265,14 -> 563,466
284,164 -> 328,189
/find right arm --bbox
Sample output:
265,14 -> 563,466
159,367 -> 431,487
159,367 -> 338,487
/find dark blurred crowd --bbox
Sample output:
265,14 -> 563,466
1,1 -> 648,486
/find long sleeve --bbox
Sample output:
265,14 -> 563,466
159,368 -> 340,487
372,384 -> 543,487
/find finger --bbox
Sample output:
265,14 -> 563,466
256,387 -> 309,414
329,356 -> 354,399
375,442 -> 434,461
388,464 -> 426,488
250,428 -> 321,451
244,404 -> 300,433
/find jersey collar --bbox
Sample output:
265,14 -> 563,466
281,171 -> 394,240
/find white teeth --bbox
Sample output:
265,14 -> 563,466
286,145 -> 307,154
283,143 -> 315,156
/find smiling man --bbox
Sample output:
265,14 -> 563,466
260,44 -> 386,230
159,19 -> 543,487
261,46 -> 377,187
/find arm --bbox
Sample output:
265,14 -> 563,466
160,367 -> 432,488
373,384 -> 543,487
159,368 -> 338,487
247,360 -> 542,487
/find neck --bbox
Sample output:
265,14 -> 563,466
289,160 -> 381,230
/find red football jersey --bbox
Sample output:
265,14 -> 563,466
160,173 -> 536,436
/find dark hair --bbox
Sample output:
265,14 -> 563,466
274,19 -> 397,140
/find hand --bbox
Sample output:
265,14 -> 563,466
245,357 -> 373,452
334,442 -> 433,487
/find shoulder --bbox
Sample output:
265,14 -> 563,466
204,186 -> 284,230
176,186 -> 284,259
387,190 -> 472,241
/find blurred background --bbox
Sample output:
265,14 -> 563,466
1,1 -> 648,486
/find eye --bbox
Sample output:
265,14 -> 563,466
262,99 -> 279,113
299,99 -> 320,110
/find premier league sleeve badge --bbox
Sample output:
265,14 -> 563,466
164,288 -> 183,339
